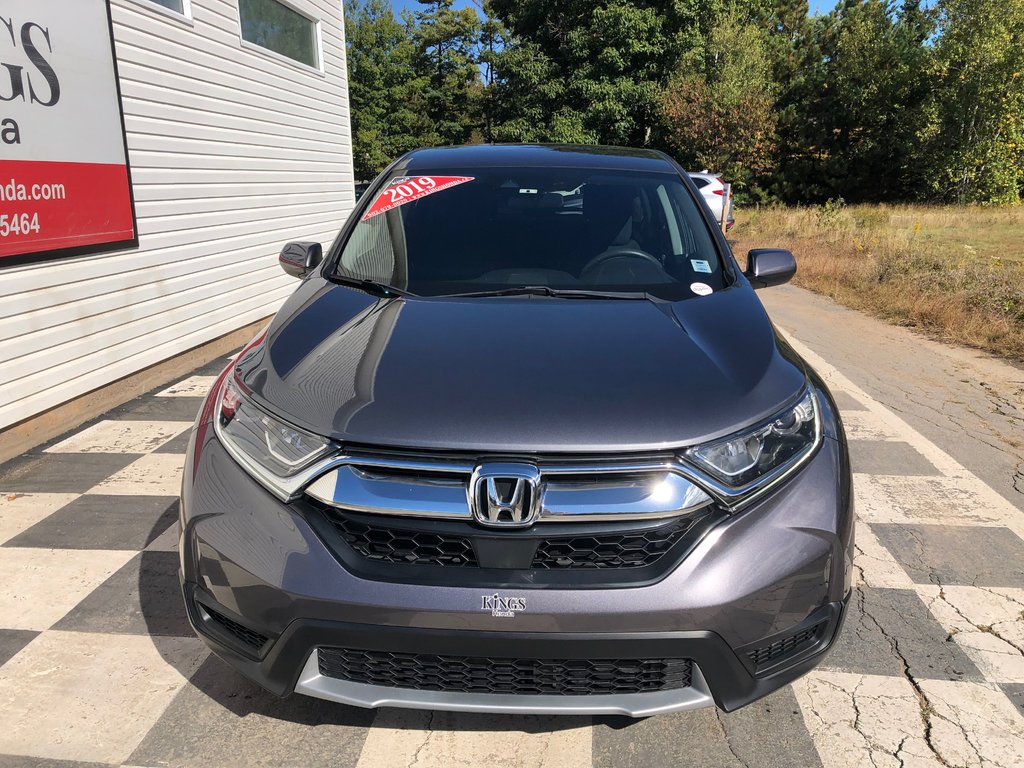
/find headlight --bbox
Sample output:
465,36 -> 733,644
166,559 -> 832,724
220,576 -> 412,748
684,390 -> 819,488
214,377 -> 332,498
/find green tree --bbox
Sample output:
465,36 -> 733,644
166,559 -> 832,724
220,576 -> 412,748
409,0 -> 482,145
921,0 -> 1024,203
475,0 -> 509,141
344,0 -> 430,179
487,1 -> 757,146
770,1 -> 935,202
659,15 -> 778,197
824,1 -> 933,200
753,0 -> 822,200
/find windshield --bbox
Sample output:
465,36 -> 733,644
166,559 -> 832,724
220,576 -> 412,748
332,166 -> 728,300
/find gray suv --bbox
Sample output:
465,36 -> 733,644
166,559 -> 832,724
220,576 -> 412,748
180,144 -> 853,717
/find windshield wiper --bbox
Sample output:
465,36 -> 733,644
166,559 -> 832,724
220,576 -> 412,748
445,286 -> 655,300
330,275 -> 411,297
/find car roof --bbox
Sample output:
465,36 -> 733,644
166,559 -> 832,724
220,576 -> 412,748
687,171 -> 720,181
396,144 -> 678,174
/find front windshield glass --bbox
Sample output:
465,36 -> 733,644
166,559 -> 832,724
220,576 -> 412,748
333,166 -> 727,300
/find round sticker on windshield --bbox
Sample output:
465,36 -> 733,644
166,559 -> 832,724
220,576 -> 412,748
690,282 -> 713,296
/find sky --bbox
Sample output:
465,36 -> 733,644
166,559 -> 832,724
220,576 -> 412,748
390,1 -> 838,18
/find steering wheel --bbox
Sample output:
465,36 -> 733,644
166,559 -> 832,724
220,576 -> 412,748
581,248 -> 665,279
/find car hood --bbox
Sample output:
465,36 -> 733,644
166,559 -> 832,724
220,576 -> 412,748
240,278 -> 807,453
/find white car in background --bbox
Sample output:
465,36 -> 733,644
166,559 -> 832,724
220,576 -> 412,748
688,171 -> 734,230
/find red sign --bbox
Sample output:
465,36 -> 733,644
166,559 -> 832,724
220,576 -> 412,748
362,176 -> 475,220
0,0 -> 137,266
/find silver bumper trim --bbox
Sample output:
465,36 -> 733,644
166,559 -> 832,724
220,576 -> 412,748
293,650 -> 716,716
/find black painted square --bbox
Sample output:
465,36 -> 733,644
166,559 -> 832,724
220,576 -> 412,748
53,551 -> 192,637
6,495 -> 178,551
0,629 -> 39,668
826,586 -> 982,681
848,440 -> 939,476
872,523 -> 1024,588
0,453 -> 138,493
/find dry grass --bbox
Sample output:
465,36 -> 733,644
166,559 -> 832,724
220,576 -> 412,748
732,204 -> 1024,361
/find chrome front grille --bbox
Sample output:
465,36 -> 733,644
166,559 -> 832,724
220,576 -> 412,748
304,455 -> 714,525
302,452 -> 723,583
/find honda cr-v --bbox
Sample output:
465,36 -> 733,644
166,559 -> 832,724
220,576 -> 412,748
180,144 -> 853,716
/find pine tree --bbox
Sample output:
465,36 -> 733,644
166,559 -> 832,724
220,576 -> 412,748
409,0 -> 482,146
345,0 -> 432,178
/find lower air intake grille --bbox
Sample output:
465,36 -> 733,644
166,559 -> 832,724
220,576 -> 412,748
202,604 -> 268,650
318,648 -> 693,696
746,622 -> 824,670
330,516 -> 478,567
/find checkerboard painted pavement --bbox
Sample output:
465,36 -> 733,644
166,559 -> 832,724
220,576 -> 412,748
0,333 -> 1021,768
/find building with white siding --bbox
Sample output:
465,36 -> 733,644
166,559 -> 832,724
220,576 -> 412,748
0,0 -> 353,443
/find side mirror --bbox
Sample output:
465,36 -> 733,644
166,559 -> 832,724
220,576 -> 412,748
279,241 -> 323,278
745,248 -> 796,289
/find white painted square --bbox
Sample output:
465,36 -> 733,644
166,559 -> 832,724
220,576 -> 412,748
795,671 -> 1024,768
0,492 -> 78,545
85,453 -> 185,497
793,670 -> 940,767
915,584 -> 1024,684
154,376 -> 217,398
854,474 -> 1013,528
46,420 -> 190,455
0,547 -> 134,630
841,411 -> 903,441
920,678 -> 1024,767
0,630 -> 206,764
356,708 -> 592,768
854,520 -> 915,589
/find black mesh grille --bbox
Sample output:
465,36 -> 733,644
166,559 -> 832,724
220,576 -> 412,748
330,516 -> 478,567
746,623 -> 824,669
326,513 -> 706,571
532,516 -> 699,569
202,604 -> 268,650
318,647 -> 693,696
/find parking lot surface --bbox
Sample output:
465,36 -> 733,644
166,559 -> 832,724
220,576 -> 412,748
0,287 -> 1022,767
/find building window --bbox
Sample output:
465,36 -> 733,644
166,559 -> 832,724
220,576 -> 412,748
149,0 -> 185,13
239,0 -> 319,69
132,0 -> 192,19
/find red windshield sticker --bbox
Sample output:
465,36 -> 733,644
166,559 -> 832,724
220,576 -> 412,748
361,176 -> 476,220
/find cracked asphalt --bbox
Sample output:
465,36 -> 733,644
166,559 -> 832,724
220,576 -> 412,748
0,283 -> 1021,767
760,285 -> 1024,512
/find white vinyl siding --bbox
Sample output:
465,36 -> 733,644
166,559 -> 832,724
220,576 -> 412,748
0,0 -> 353,430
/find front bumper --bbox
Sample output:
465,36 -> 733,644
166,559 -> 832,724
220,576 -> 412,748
183,576 -> 846,715
180,385 -> 853,715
